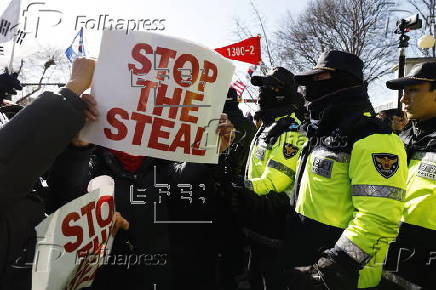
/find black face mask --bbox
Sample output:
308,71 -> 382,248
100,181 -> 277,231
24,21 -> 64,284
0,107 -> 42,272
257,86 -> 290,111
258,87 -> 278,110
304,78 -> 348,102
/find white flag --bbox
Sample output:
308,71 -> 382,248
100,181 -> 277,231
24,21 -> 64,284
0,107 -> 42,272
0,0 -> 20,43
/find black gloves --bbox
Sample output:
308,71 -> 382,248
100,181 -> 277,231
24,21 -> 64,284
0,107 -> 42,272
0,72 -> 22,102
288,247 -> 362,290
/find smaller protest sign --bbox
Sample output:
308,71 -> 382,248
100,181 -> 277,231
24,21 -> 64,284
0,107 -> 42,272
32,176 -> 115,290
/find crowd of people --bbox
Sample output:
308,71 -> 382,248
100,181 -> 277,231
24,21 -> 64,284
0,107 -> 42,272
0,49 -> 435,290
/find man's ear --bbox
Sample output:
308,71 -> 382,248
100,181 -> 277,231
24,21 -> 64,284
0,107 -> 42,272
431,91 -> 436,112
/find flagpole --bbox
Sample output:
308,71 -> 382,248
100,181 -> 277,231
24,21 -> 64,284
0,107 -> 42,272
235,77 -> 256,112
7,0 -> 22,73
8,33 -> 17,73
235,71 -> 256,101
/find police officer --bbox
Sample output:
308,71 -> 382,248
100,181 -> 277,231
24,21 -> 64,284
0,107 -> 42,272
381,62 -> 436,289
287,50 -> 407,289
233,67 -> 306,290
245,67 -> 306,196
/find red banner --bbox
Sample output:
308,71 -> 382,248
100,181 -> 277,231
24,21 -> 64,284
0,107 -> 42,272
215,36 -> 261,65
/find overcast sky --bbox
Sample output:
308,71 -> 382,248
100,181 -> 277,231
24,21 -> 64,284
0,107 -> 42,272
0,0 -> 423,111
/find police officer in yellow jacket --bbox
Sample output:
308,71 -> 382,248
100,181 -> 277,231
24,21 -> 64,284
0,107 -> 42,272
232,67 -> 306,290
381,62 -> 436,289
286,51 -> 407,289
245,68 -> 307,197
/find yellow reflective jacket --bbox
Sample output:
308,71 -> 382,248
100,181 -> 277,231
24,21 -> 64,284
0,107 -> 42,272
402,150 -> 436,229
245,115 -> 307,196
295,129 -> 407,288
398,118 -> 436,230
382,118 -> 436,288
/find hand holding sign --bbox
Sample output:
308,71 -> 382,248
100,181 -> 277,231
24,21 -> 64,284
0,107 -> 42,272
111,212 -> 130,236
66,58 -> 99,147
81,93 -> 99,121
66,58 -> 96,96
216,113 -> 235,153
71,93 -> 98,147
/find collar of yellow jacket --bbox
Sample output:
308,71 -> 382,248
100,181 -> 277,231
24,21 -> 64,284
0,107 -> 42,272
274,112 -> 301,124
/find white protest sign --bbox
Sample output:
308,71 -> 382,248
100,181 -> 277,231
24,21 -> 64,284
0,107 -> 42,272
32,176 -> 115,290
79,30 -> 235,164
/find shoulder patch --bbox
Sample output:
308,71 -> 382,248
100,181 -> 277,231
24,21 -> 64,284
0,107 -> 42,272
416,162 -> 436,181
283,143 -> 299,159
312,157 -> 333,178
372,153 -> 399,179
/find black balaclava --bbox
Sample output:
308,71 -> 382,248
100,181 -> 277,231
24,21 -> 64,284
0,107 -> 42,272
304,71 -> 361,103
252,67 -> 305,123
257,85 -> 291,111
257,86 -> 306,123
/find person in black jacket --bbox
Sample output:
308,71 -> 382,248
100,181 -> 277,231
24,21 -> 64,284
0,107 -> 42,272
0,58 -> 129,288
46,106 -> 234,289
215,88 -> 256,290
219,87 -> 257,177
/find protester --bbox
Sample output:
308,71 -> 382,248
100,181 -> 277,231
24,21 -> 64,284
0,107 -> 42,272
215,87 -> 256,290
380,62 -> 436,289
219,87 -> 257,177
392,110 -> 408,134
0,58 -> 129,289
45,102 -> 234,290
253,111 -> 262,129
377,109 -> 409,134
377,109 -> 394,130
286,50 -> 407,289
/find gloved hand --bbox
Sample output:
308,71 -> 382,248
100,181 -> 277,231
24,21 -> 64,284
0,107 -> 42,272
0,72 -> 22,101
287,264 -> 326,290
287,248 -> 362,290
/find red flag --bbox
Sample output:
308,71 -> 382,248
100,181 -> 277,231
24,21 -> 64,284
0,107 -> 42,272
215,36 -> 261,65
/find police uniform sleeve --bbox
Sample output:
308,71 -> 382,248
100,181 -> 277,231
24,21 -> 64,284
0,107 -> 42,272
336,134 -> 407,288
245,132 -> 305,195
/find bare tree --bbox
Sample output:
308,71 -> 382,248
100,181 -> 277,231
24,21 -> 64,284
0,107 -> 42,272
14,46 -> 70,104
274,0 -> 397,83
233,0 -> 277,70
